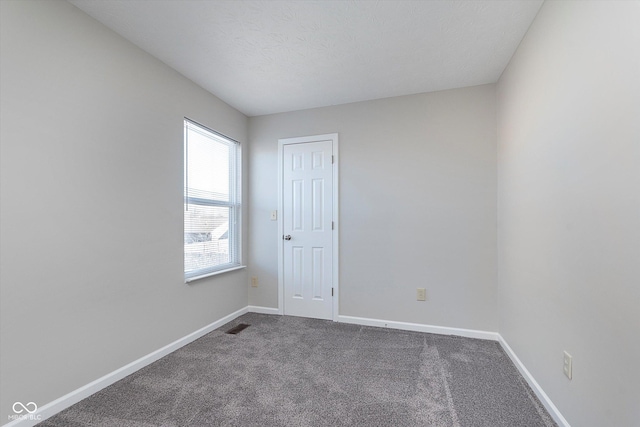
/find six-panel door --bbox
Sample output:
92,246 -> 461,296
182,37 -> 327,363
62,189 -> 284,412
283,140 -> 333,320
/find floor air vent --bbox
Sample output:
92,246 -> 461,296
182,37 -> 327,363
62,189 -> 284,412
226,323 -> 250,335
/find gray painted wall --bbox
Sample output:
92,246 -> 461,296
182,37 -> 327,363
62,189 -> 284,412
497,1 -> 640,426
248,85 -> 498,331
0,0 -> 248,420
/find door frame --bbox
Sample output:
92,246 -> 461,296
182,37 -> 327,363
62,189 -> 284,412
277,133 -> 339,321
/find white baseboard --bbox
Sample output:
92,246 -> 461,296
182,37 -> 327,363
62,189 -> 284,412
247,305 -> 281,315
337,314 -> 500,341
498,336 -> 570,427
3,306 -> 248,427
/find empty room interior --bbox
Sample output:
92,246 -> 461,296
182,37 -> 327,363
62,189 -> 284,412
1,0 -> 638,426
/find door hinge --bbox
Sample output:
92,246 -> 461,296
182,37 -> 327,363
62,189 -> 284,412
332,221 -> 334,230
331,288 -> 334,297
331,155 -> 335,164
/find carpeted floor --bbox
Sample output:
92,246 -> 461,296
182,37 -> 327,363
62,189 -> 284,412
38,313 -> 556,426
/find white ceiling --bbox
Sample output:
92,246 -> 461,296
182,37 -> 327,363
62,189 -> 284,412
69,0 -> 543,117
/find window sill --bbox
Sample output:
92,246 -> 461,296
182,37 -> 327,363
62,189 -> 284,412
185,265 -> 246,284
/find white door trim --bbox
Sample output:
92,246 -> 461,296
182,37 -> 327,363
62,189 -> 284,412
278,133 -> 339,321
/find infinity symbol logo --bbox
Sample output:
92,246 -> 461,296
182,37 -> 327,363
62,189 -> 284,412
12,402 -> 38,414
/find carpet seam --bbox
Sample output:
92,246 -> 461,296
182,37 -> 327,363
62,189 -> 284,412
432,343 -> 461,427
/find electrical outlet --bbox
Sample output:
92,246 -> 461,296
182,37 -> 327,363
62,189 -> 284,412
251,276 -> 258,288
563,351 -> 572,379
416,288 -> 427,301
270,210 -> 277,221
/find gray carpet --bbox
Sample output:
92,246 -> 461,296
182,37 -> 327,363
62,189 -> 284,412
38,313 -> 556,426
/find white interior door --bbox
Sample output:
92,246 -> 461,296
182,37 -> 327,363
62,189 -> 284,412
282,139 -> 334,320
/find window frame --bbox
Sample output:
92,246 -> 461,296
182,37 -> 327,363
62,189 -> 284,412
183,118 -> 243,282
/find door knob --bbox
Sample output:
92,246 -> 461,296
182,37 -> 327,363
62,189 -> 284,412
283,235 -> 292,240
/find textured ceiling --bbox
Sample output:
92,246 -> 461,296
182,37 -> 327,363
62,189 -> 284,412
69,0 -> 543,117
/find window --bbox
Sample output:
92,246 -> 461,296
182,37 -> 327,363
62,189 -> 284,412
184,119 -> 241,281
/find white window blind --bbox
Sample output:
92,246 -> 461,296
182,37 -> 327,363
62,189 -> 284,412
184,119 -> 241,281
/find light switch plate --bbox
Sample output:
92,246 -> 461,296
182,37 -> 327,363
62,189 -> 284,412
270,210 -> 277,221
563,351 -> 572,379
